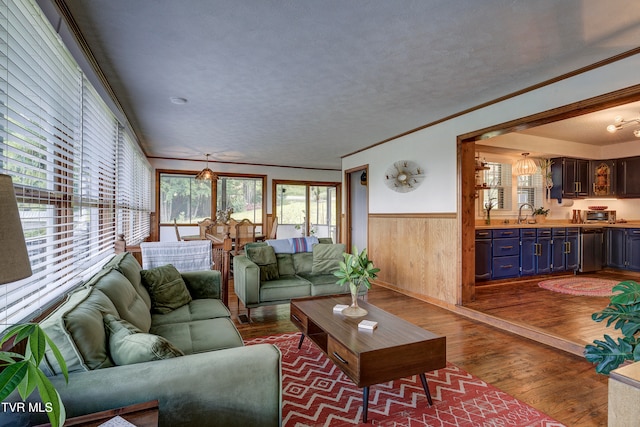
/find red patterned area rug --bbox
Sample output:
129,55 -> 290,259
245,333 -> 563,426
538,277 -> 619,297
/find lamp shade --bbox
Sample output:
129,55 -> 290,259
0,174 -> 32,284
513,153 -> 538,176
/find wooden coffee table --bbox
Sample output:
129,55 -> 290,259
290,295 -> 446,423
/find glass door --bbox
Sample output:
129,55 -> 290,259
274,182 -> 339,241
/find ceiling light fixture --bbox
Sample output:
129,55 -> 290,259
195,154 -> 218,181
169,96 -> 188,105
513,152 -> 538,176
606,115 -> 640,137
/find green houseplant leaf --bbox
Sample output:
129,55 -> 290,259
0,323 -> 67,426
585,280 -> 640,374
0,361 -> 29,402
334,247 -> 379,291
611,280 -> 640,305
33,366 -> 65,427
592,303 -> 640,337
585,335 -> 635,375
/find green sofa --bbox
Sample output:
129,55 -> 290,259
234,238 -> 363,320
0,252 -> 282,427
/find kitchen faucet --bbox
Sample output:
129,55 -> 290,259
518,203 -> 534,224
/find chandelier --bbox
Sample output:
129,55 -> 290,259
513,153 -> 537,176
606,116 -> 640,137
195,154 -> 218,181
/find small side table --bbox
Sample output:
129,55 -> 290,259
35,400 -> 159,427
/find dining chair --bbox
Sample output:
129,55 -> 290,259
198,218 -> 216,239
174,218 -> 201,241
206,221 -> 231,244
268,216 -> 278,240
234,219 -> 256,255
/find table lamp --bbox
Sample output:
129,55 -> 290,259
0,174 -> 32,284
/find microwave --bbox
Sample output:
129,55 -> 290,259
584,210 -> 616,223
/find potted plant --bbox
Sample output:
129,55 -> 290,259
334,247 -> 380,318
0,323 -> 68,427
584,280 -> 640,375
533,207 -> 549,223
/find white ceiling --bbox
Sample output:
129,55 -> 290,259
56,0 -> 640,169
519,101 -> 640,146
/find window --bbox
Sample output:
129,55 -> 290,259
217,176 -> 263,225
517,169 -> 544,209
117,130 -> 152,244
479,160 -> 543,216
482,162 -> 512,211
157,173 -> 264,228
159,173 -> 212,224
274,181 -> 339,241
0,0 -> 151,331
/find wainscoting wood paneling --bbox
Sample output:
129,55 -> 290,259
368,214 -> 458,305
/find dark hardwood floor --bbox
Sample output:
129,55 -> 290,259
228,278 -> 615,427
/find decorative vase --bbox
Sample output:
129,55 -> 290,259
485,210 -> 491,225
342,285 -> 368,318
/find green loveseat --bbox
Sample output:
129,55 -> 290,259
234,238 -> 363,320
0,252 -> 281,427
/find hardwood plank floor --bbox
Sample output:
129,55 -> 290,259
229,282 -> 609,426
466,270 -> 640,349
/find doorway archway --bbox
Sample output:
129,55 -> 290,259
459,84 -> 640,304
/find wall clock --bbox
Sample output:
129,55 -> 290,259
384,160 -> 425,193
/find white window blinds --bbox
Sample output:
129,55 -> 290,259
78,77 -> 118,265
1,0 -> 84,325
117,129 -> 151,245
483,162 -> 512,210
0,0 -> 149,329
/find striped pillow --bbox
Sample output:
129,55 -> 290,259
289,236 -> 319,253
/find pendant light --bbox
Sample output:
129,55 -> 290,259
513,153 -> 537,176
195,154 -> 218,181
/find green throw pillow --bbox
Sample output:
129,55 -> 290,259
104,314 -> 184,365
246,245 -> 279,281
312,243 -> 346,274
140,264 -> 192,314
276,253 -> 295,276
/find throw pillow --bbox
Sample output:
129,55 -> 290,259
312,243 -> 346,274
104,314 -> 184,365
246,245 -> 279,281
289,236 -> 319,253
276,253 -> 295,276
140,264 -> 192,314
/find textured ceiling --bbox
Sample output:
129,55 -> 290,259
59,0 -> 640,169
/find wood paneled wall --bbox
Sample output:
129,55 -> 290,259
368,214 -> 459,305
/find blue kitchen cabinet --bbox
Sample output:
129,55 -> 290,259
519,228 -> 551,275
552,228 -> 567,271
606,228 -> 626,269
626,229 -> 640,271
605,228 -> 640,271
566,228 -> 580,271
536,228 -> 553,274
520,229 -> 537,276
552,227 -> 579,272
491,229 -> 520,279
475,229 -> 492,281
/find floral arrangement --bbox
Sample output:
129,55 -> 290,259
484,198 -> 496,224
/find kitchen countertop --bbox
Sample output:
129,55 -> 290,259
475,222 -> 640,229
